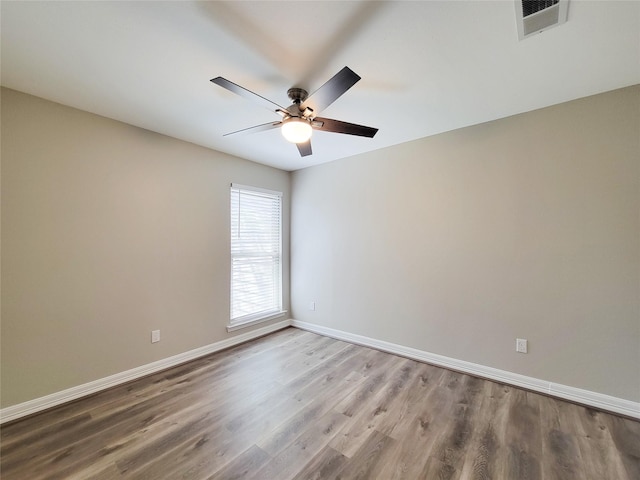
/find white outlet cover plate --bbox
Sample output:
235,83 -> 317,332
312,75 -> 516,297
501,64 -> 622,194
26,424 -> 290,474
516,338 -> 528,353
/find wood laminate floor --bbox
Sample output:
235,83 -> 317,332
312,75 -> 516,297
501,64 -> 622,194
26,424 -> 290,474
1,328 -> 639,479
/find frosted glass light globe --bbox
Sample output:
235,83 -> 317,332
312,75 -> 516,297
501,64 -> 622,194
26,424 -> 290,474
281,118 -> 312,143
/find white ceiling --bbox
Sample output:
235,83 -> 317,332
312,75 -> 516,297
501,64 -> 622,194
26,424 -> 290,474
2,1 -> 639,171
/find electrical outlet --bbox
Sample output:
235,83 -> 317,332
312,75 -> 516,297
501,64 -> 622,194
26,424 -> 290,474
309,301 -> 316,311
516,338 -> 528,353
151,330 -> 160,343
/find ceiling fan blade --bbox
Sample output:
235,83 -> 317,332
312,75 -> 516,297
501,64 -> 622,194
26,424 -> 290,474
211,77 -> 286,113
223,121 -> 282,136
313,117 -> 378,138
296,140 -> 312,157
303,66 -> 361,113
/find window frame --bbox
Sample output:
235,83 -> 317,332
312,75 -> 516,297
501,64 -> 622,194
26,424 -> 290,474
228,183 -> 286,332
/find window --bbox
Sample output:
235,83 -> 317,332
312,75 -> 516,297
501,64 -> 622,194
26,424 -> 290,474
230,184 -> 283,329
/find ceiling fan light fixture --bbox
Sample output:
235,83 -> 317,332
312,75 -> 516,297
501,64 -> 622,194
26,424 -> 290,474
211,67 -> 377,157
281,117 -> 312,144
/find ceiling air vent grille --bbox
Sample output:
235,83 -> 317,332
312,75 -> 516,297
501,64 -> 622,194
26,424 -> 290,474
516,0 -> 569,40
522,0 -> 559,17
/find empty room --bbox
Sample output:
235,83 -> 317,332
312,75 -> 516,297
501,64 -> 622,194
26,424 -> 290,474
1,1 -> 639,479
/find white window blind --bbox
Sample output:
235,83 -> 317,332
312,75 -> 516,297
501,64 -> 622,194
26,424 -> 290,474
230,184 -> 283,325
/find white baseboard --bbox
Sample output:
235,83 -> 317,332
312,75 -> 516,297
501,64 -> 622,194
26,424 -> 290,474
292,320 -> 640,420
0,319 -> 292,424
4,318 -> 637,423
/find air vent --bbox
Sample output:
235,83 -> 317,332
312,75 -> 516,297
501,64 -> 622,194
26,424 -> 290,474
516,0 -> 569,40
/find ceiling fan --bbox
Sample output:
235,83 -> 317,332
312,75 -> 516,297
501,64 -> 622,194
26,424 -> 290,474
210,66 -> 378,157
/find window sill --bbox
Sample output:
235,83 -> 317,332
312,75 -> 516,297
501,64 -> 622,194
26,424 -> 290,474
226,311 -> 288,333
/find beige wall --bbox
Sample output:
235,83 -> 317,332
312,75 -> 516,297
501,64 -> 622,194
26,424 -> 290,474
3,85 -> 638,409
1,88 -> 291,408
291,85 -> 640,402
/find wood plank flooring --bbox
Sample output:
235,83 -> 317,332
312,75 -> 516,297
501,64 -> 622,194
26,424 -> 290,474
1,327 -> 639,479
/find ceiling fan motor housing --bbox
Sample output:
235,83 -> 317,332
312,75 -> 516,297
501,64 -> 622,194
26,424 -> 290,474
286,88 -> 314,118
287,87 -> 309,104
